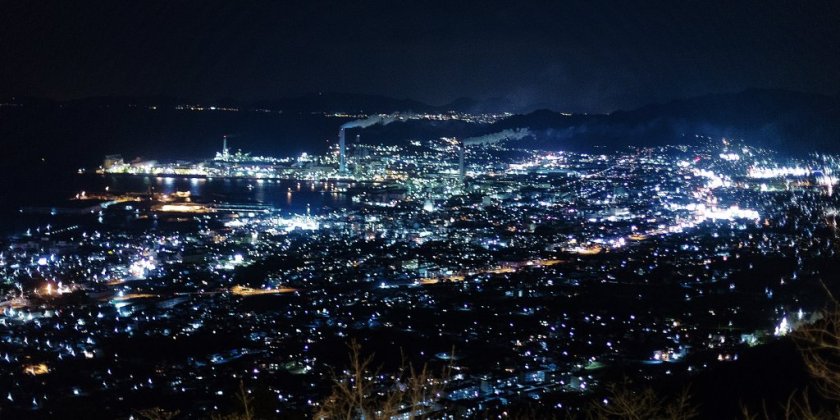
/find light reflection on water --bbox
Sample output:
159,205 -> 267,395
1,174 -> 352,235
112,175 -> 349,213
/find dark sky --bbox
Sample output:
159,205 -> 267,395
1,0 -> 839,112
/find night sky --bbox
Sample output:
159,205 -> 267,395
1,0 -> 839,112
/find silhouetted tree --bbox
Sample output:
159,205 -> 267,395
315,339 -> 451,419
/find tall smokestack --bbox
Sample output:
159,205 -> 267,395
459,141 -> 465,182
338,114 -> 398,174
339,128 -> 347,173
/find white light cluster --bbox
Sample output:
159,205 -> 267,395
275,216 -> 319,231
719,153 -> 740,161
670,203 -> 760,221
748,166 -> 810,179
698,205 -> 760,221
774,317 -> 791,337
693,169 -> 730,189
129,258 -> 156,279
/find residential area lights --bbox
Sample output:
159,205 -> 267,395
2,136 -> 838,416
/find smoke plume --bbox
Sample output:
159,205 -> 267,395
341,114 -> 398,129
463,128 -> 532,145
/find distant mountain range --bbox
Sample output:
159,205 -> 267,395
487,89 -> 840,153
4,92 -> 528,115
338,88 -> 840,154
2,89 -> 839,168
254,93 -> 524,115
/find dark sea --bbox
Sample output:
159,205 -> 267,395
0,170 -> 349,236
0,110 -> 355,236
